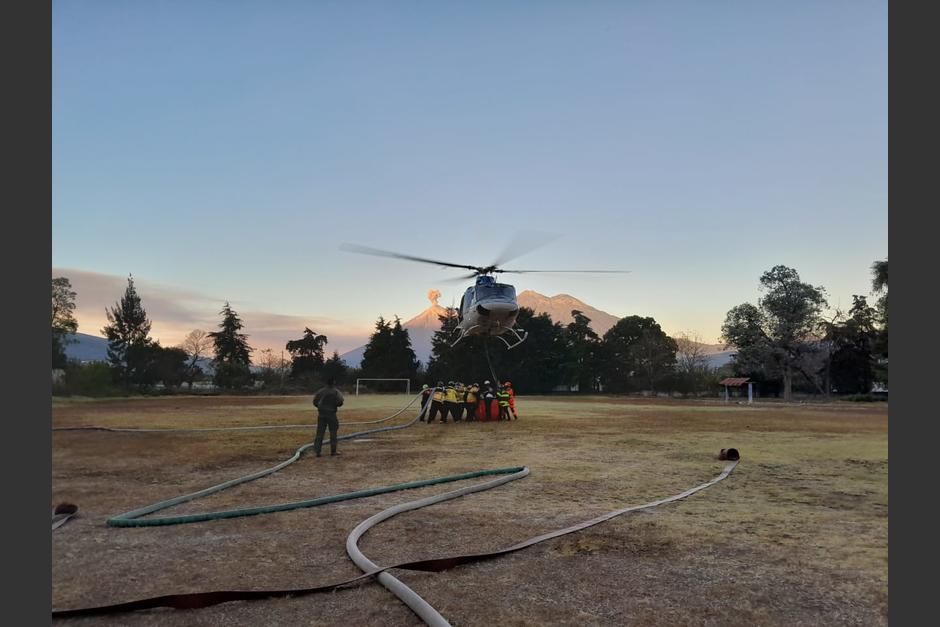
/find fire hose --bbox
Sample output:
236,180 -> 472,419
52,394 -> 740,624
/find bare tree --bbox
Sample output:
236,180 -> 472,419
674,331 -> 711,394
179,329 -> 213,389
675,332 -> 709,374
257,348 -> 290,385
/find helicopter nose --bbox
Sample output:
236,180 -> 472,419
477,303 -> 518,316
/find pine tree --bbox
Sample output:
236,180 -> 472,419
426,310 -> 463,383
209,302 -> 253,389
360,317 -> 392,378
102,275 -> 153,387
322,351 -> 349,384
389,316 -> 420,379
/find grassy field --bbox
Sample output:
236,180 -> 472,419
52,394 -> 888,626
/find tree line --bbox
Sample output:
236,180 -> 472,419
52,258 -> 887,399
51,275 -> 350,395
722,261 -> 888,401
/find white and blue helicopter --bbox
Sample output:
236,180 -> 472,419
340,241 -> 629,349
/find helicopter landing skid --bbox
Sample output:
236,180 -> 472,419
496,327 -> 528,350
448,325 -> 480,348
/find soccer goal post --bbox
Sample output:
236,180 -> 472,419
355,378 -> 411,396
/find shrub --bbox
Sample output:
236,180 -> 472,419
60,363 -> 122,397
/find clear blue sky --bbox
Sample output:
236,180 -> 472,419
53,1 -> 887,349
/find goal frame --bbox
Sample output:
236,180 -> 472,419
355,378 -> 411,396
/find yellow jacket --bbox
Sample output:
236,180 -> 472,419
444,386 -> 459,403
432,388 -> 445,402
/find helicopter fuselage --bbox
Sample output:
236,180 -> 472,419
454,276 -> 525,346
339,240 -> 626,351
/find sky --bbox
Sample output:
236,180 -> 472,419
53,1 -> 887,354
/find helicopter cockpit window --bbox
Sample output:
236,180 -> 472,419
458,293 -> 466,322
475,284 -> 516,300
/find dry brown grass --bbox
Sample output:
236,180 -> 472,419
52,394 -> 888,626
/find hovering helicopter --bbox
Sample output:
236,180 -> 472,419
340,241 -> 629,349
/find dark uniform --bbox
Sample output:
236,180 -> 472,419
419,385 -> 432,421
464,384 -> 480,422
313,383 -> 345,456
443,382 -> 460,423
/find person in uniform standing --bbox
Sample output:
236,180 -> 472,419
443,381 -> 460,423
464,382 -> 480,422
419,384 -> 432,421
504,380 -> 519,420
480,381 -> 496,421
428,381 -> 446,423
313,377 -> 345,457
496,384 -> 511,421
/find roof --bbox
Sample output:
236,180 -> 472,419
719,377 -> 751,387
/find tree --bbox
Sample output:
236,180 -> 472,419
209,302 -> 253,389
286,327 -> 329,378
142,344 -> 190,389
102,275 -> 153,387
721,265 -> 828,401
179,329 -> 213,389
52,277 -> 78,369
322,351 -> 349,385
360,316 -> 420,382
870,259 -> 888,384
829,296 -> 878,394
257,348 -> 291,386
563,310 -> 602,392
426,310 -> 465,383
361,316 -> 392,378
674,332 -> 711,394
817,308 -> 846,397
601,316 -> 677,393
388,317 -> 420,379
498,308 -> 568,393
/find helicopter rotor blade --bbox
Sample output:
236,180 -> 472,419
439,272 -> 480,284
496,269 -> 632,274
340,243 -> 482,273
490,230 -> 563,268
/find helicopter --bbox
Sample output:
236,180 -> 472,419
340,241 -> 629,349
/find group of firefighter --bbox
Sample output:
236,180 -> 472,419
420,380 -> 518,423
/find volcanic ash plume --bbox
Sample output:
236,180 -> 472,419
428,289 -> 441,306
